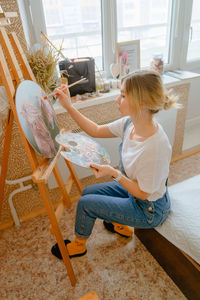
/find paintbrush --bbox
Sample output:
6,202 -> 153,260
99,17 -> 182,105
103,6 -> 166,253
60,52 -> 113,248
44,77 -> 87,100
41,31 -> 70,61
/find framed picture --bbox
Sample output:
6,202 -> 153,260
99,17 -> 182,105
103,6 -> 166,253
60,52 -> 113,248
116,40 -> 140,75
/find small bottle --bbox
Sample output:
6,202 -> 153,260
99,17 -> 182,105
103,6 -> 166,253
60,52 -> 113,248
95,75 -> 103,94
151,53 -> 164,75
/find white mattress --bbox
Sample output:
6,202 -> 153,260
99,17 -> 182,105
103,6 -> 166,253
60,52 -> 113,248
155,174 -> 200,265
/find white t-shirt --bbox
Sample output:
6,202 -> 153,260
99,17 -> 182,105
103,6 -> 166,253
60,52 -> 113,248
108,117 -> 172,201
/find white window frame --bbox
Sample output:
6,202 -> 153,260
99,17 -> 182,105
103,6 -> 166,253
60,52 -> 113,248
18,0 -> 200,75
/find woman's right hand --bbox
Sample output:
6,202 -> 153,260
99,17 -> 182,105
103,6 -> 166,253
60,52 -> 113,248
54,84 -> 72,111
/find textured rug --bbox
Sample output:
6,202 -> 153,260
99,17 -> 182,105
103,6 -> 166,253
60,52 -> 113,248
1,153 -> 200,300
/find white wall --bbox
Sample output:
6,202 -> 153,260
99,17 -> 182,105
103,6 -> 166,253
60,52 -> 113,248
186,78 -> 200,127
185,67 -> 200,129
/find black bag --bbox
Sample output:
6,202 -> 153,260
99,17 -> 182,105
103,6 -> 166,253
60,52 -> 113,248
59,57 -> 96,96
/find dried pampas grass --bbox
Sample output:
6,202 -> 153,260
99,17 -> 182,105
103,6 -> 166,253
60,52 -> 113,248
28,39 -> 65,94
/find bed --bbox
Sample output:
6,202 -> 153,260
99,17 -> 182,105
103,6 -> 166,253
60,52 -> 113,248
135,174 -> 200,300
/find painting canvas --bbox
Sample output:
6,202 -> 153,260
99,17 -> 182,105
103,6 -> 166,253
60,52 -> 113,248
15,80 -> 59,158
56,132 -> 111,168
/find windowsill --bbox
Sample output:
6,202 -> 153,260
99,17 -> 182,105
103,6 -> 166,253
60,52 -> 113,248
53,88 -> 120,114
53,71 -> 200,115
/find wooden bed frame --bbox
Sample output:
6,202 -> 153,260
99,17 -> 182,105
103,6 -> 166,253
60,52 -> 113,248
135,228 -> 200,300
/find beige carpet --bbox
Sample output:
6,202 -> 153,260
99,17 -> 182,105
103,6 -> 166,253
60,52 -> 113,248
1,153 -> 200,300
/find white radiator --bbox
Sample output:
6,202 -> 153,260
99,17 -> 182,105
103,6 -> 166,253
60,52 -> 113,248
48,108 -> 177,189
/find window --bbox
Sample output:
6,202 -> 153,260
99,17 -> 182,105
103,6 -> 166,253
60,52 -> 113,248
187,0 -> 200,62
117,0 -> 173,67
42,0 -> 102,69
22,0 -> 200,75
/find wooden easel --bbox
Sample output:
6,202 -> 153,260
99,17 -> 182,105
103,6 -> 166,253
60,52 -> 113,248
0,27 -> 83,286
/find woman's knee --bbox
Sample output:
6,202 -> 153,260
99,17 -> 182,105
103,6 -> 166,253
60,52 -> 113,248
81,186 -> 91,196
78,194 -> 94,210
81,184 -> 100,196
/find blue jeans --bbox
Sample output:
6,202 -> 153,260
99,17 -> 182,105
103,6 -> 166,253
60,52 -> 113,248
75,182 -> 171,238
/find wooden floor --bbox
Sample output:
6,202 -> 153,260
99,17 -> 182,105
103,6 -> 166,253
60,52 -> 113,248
135,228 -> 200,300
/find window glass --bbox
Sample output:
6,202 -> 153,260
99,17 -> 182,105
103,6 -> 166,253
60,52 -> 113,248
117,0 -> 173,68
42,0 -> 102,69
187,0 -> 200,61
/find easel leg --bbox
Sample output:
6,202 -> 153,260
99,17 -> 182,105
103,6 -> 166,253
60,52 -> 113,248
53,164 -> 72,209
0,109 -> 13,215
38,182 -> 76,286
64,159 -> 82,195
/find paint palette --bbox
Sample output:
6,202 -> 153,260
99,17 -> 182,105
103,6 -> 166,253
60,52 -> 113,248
56,132 -> 111,168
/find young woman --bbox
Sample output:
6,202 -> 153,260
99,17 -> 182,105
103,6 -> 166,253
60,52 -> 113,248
51,70 -> 179,259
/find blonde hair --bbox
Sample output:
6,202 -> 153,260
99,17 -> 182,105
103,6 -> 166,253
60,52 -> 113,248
122,70 -> 180,115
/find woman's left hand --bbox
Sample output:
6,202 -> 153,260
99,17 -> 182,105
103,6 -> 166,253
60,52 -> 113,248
90,163 -> 117,179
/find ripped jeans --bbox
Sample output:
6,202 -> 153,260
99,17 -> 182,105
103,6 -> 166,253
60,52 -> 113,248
74,181 -> 171,239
